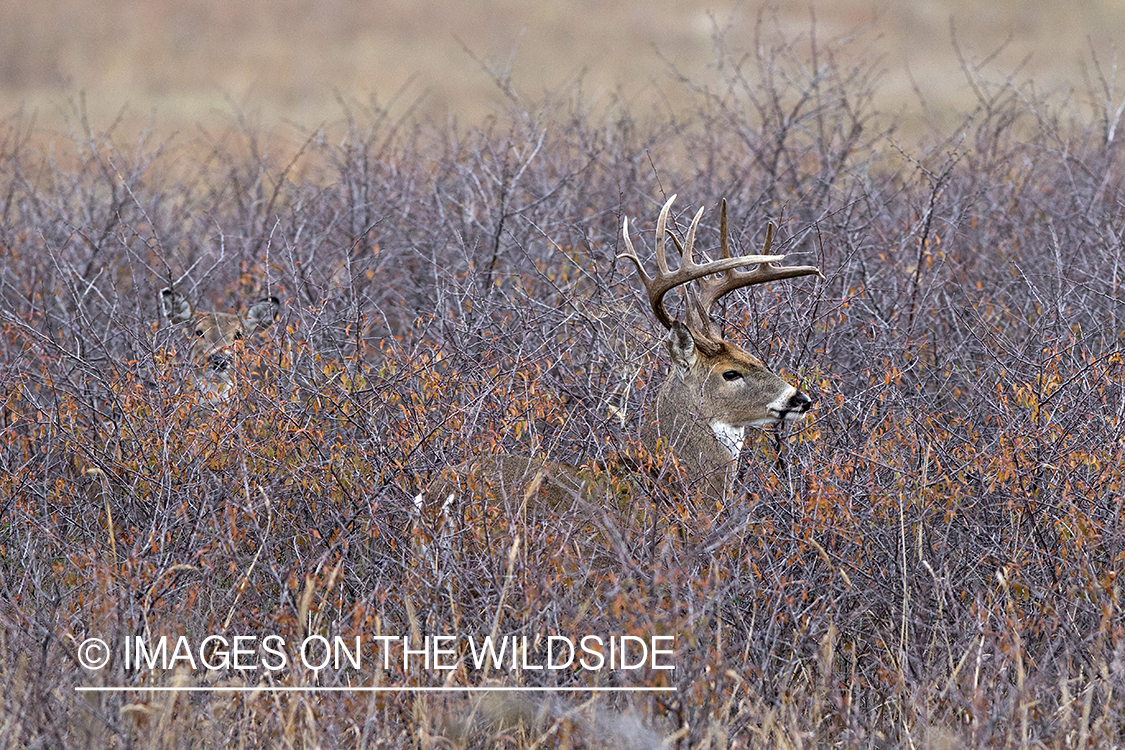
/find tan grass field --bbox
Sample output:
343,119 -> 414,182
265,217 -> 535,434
2,0 -> 1123,135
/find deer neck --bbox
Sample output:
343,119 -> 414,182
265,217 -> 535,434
644,377 -> 740,503
709,421 -> 746,461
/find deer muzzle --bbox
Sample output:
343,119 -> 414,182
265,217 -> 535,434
767,388 -> 816,422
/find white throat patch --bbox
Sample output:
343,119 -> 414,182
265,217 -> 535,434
711,420 -> 746,461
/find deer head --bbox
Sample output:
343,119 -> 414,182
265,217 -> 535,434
618,195 -> 822,499
159,288 -> 280,401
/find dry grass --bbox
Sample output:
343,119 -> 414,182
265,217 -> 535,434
2,16 -> 1125,750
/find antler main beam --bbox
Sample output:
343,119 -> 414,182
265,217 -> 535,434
617,195 -> 822,333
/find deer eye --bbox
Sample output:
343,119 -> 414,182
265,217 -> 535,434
195,329 -> 204,337
234,331 -> 243,340
722,370 -> 742,382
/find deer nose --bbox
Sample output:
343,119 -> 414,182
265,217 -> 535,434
208,351 -> 233,374
789,391 -> 814,412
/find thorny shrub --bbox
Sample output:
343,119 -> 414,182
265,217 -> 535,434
1,21 -> 1124,750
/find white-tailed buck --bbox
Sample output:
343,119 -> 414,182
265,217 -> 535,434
417,195 -> 821,533
159,288 -> 281,401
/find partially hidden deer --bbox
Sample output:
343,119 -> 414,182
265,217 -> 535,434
80,289 -> 280,490
158,288 -> 281,402
415,195 -> 822,535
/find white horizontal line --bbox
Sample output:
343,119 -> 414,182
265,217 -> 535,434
76,685 -> 675,693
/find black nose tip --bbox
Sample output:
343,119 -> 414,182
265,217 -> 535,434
790,391 -> 814,412
208,352 -> 232,374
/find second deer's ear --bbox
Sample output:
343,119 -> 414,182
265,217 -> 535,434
666,320 -> 698,372
244,297 -> 281,334
160,288 -> 193,326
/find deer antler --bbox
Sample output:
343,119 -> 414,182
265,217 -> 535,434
618,195 -> 822,347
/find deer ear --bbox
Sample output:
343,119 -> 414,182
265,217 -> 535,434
666,321 -> 698,371
160,288 -> 193,325
244,297 -> 281,334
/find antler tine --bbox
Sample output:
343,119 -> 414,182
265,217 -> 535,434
653,194 -> 676,276
618,195 -> 788,331
688,199 -> 823,330
618,208 -> 666,328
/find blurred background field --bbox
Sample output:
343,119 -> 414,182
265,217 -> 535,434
2,0 -> 1125,135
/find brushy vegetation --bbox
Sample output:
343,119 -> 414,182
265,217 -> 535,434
2,24 -> 1124,749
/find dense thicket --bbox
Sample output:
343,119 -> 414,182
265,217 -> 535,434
1,28 -> 1123,749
